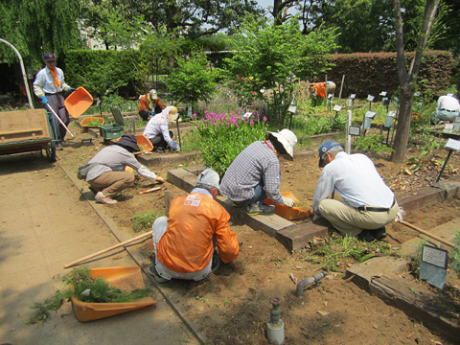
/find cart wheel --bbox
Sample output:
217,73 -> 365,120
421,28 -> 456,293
45,141 -> 57,162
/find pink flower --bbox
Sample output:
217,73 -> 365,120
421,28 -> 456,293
250,120 -> 254,125
263,116 -> 267,121
253,101 -> 256,105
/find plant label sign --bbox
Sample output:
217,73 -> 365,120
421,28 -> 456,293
382,97 -> 390,106
444,138 -> 460,151
243,112 -> 253,119
187,106 -> 192,117
379,91 -> 387,96
364,110 -> 377,119
420,245 -> 448,289
350,94 -> 356,99
333,105 -> 342,112
367,95 -> 375,102
443,124 -> 454,133
349,126 -> 360,136
288,105 -> 297,114
346,98 -> 353,107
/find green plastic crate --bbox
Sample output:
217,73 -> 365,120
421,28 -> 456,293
99,107 -> 125,140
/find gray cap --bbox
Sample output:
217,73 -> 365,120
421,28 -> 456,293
196,168 -> 220,190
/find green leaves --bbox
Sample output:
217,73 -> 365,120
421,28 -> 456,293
196,111 -> 268,175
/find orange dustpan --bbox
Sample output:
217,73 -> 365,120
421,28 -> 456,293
116,134 -> 153,154
265,192 -> 314,221
70,266 -> 156,322
65,87 -> 94,118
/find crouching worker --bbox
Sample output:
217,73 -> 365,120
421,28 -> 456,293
81,134 -> 164,204
311,141 -> 403,242
219,129 -> 298,216
138,89 -> 165,121
143,106 -> 180,153
148,168 -> 240,283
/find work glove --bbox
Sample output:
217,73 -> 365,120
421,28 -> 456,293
281,196 -> 296,208
156,176 -> 165,184
40,95 -> 48,104
68,87 -> 75,92
173,146 -> 180,152
149,111 -> 154,115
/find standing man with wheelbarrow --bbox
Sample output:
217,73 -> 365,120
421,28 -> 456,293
33,52 -> 75,150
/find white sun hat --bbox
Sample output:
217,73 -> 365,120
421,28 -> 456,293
268,129 -> 298,160
149,89 -> 158,100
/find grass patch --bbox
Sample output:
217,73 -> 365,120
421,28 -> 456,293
131,211 -> 164,232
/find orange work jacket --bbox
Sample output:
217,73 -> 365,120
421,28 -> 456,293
139,94 -> 165,112
157,192 -> 240,273
313,82 -> 326,99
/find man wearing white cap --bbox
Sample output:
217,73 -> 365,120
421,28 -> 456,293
138,89 -> 165,121
148,168 -> 240,283
219,129 -> 298,216
143,106 -> 180,153
312,140 -> 403,241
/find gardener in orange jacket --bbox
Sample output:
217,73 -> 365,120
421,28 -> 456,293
138,89 -> 165,121
148,168 -> 240,283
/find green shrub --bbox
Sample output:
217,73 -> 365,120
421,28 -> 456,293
195,110 -> 268,176
131,211 -> 162,232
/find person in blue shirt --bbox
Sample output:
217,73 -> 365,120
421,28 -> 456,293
312,141 -> 403,242
33,52 -> 75,150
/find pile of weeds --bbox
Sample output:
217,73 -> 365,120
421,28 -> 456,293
297,232 -> 394,272
28,266 -> 151,324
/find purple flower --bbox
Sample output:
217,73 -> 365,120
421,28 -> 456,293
263,116 -> 267,122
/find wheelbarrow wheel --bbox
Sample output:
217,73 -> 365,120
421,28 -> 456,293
45,141 -> 57,162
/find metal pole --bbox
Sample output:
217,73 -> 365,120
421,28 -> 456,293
337,74 -> 345,105
176,115 -> 182,152
0,38 -> 34,108
435,150 -> 452,183
346,110 -> 352,154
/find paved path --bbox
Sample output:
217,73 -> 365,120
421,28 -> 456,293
0,152 -> 199,345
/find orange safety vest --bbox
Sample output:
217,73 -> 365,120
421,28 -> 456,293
313,82 -> 326,99
139,94 -> 165,112
157,193 -> 240,273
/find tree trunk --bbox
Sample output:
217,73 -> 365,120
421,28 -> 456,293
391,0 -> 439,163
391,87 -> 414,162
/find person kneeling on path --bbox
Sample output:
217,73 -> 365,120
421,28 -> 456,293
219,129 -> 298,216
85,134 -> 164,204
138,89 -> 165,121
311,140 -> 404,242
431,94 -> 460,124
143,106 -> 180,153
148,168 -> 240,283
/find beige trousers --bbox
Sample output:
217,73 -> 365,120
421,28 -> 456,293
87,171 -> 134,198
318,199 -> 399,237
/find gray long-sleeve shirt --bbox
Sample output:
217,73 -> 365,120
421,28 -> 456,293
86,145 -> 157,182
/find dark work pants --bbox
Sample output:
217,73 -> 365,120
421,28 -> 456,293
149,130 -> 174,150
46,93 -> 69,142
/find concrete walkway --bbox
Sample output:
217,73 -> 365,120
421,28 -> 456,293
0,152 -> 199,345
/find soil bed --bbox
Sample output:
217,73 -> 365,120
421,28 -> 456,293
57,121 -> 459,344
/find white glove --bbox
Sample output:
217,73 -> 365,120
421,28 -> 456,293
282,196 -> 296,207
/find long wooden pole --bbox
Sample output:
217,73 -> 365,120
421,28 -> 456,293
64,231 -> 152,269
399,221 -> 456,248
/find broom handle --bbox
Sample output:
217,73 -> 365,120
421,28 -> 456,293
64,231 -> 152,269
399,221 -> 455,248
46,103 -> 74,137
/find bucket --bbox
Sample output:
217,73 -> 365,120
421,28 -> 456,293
64,87 -> 94,118
79,117 -> 105,128
116,134 -> 153,154
264,192 -> 314,221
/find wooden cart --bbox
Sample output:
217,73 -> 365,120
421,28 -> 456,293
0,108 -> 58,162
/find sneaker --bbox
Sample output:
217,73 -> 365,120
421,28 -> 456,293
147,261 -> 168,283
373,226 -> 387,241
95,191 -> 117,204
357,229 -> 375,242
246,203 -> 276,216
153,147 -> 165,153
232,202 -> 243,208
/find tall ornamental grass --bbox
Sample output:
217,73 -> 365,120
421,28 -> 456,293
195,110 -> 268,175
